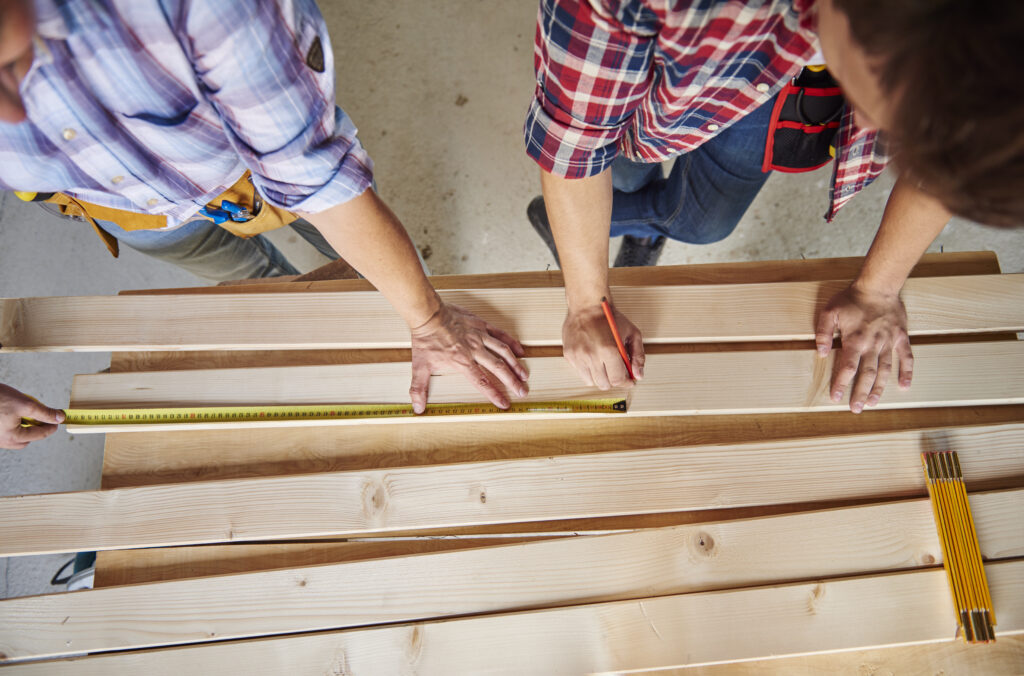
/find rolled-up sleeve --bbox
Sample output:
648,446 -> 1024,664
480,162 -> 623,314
181,0 -> 372,212
524,0 -> 658,178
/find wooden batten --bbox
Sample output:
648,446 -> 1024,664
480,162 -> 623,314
3,424 -> 1024,555
2,275 -> 1022,352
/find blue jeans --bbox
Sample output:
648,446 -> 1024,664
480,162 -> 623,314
97,217 -> 339,281
609,95 -> 775,243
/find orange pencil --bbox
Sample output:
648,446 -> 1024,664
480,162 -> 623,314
601,297 -> 635,381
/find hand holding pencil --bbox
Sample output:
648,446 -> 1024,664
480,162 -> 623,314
561,297 -> 645,390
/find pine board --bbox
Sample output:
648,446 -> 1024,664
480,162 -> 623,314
5,423 -> 1024,556
119,251 -> 1003,295
4,560 -> 1022,674
632,636 -> 1024,676
67,341 -> 1024,433
96,405 -> 1024,489
3,275 -> 1022,352
1,491 -> 1021,661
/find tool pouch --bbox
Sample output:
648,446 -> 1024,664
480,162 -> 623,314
762,66 -> 845,173
204,171 -> 299,239
29,171 -> 299,257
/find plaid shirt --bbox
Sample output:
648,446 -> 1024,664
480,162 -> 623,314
0,0 -> 373,227
524,0 -> 887,220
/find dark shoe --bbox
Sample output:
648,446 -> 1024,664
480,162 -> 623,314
526,196 -> 560,267
613,235 -> 666,267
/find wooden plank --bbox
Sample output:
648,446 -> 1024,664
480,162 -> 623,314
634,636 -> 1024,676
5,560 -> 1022,674
96,405 -> 1024,489
4,423 -> 1024,556
2,491 -> 1021,661
119,251 -> 1003,295
3,275 -> 1022,352
67,342 -> 1024,433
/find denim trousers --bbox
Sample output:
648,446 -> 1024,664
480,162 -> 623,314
609,94 -> 776,243
96,217 -> 340,281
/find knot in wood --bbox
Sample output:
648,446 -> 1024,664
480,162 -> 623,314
692,531 -> 716,557
806,582 -> 826,615
361,477 -> 390,522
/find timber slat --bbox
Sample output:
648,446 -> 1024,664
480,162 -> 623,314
1,491 -> 1021,661
119,251 -> 1003,295
3,275 -> 1022,352
4,560 -> 1022,674
68,342 -> 1024,433
3,423 -> 1024,555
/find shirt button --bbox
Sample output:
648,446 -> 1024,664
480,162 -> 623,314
62,128 -> 77,141
707,123 -> 720,132
147,198 -> 159,207
111,175 -> 125,185
756,83 -> 771,93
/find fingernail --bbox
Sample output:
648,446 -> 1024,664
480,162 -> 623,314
867,395 -> 879,406
56,411 -> 66,423
851,402 -> 863,413
413,404 -> 424,415
635,366 -> 644,379
516,386 -> 527,397
817,344 -> 829,357
831,391 -> 842,402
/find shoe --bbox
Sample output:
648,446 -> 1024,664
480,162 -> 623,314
613,235 -> 666,267
526,196 -> 560,267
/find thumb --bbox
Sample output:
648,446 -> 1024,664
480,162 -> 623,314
408,365 -> 431,415
20,398 -> 65,425
814,308 -> 837,357
627,334 -> 646,380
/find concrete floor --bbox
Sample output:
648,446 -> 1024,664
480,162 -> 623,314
1,0 -> 1021,599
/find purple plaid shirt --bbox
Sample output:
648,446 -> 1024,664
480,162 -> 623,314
0,0 -> 373,227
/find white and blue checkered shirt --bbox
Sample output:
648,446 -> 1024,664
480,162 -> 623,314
0,0 -> 373,227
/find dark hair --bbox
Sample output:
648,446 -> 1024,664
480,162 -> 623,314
834,0 -> 1024,226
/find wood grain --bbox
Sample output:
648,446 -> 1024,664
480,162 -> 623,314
5,423 -> 1024,555
96,405 -> 1024,489
5,560 -> 1022,674
67,341 -> 1024,433
119,251 -> 1003,296
2,491 -> 1021,661
632,635 -> 1024,676
4,275 -> 1022,352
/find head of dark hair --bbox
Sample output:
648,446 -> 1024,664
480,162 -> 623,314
833,0 -> 1024,226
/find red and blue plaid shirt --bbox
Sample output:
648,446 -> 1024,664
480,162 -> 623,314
0,0 -> 373,227
524,0 -> 887,220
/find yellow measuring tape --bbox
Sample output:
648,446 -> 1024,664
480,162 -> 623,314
27,399 -> 627,427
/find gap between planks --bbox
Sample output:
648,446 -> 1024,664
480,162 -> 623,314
3,422 -> 1024,556
2,275 -> 1023,352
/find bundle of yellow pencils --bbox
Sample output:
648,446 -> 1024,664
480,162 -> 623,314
921,451 -> 996,643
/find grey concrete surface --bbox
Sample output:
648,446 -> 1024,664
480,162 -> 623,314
1,0 -> 1022,599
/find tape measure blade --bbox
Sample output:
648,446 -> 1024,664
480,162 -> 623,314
62,399 -> 627,426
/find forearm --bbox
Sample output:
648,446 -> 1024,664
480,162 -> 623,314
540,169 -> 614,309
854,176 -> 952,296
303,189 -> 440,328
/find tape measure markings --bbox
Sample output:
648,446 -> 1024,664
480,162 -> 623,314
48,399 -> 627,426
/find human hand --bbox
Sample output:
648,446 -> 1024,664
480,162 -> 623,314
815,283 -> 913,413
409,303 -> 528,413
0,384 -> 65,450
562,301 -> 644,390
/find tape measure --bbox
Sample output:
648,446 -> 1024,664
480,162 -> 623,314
26,399 -> 627,427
